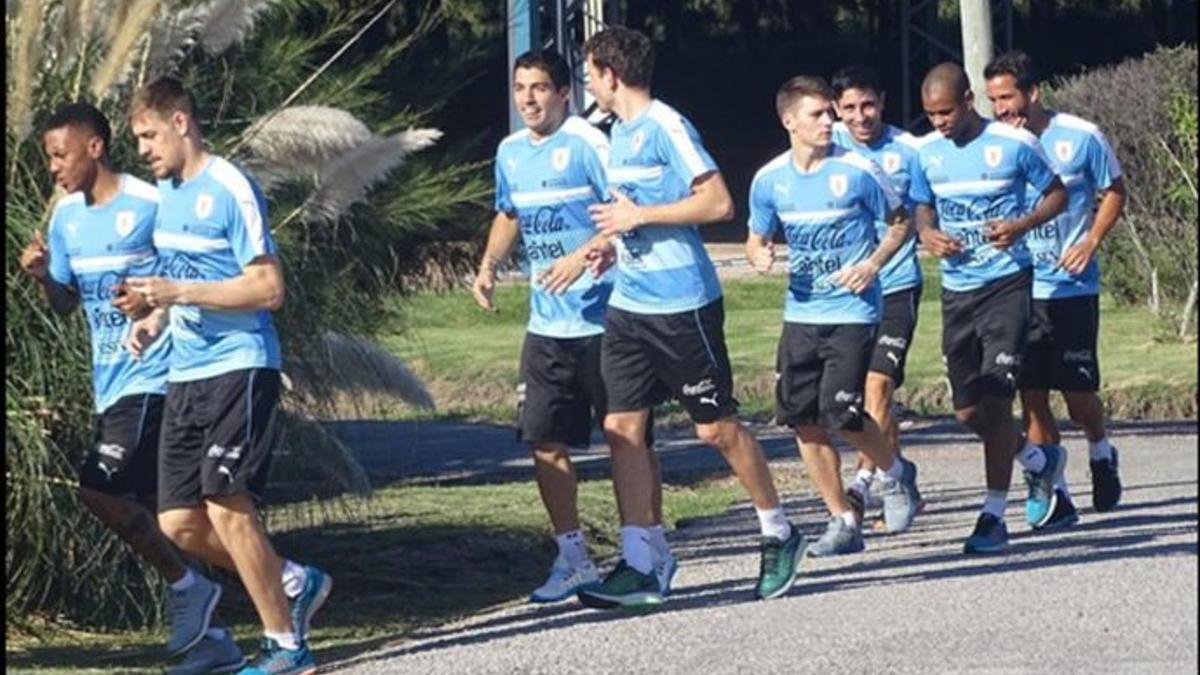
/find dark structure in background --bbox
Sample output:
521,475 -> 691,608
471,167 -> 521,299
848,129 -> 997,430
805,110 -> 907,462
410,0 -> 1198,241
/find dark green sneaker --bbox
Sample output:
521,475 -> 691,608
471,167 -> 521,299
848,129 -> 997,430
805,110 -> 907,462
576,559 -> 663,610
754,526 -> 807,600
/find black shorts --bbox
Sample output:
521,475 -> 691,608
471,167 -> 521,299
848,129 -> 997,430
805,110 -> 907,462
158,368 -> 281,511
1019,295 -> 1101,392
775,322 -> 875,431
869,286 -> 922,387
942,269 -> 1032,410
79,392 -> 164,497
518,333 -> 607,448
602,298 -> 737,425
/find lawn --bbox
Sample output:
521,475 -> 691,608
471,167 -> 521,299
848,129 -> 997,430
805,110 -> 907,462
388,258 -> 1198,421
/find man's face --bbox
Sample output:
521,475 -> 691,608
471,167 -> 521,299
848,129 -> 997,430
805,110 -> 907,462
835,86 -> 885,144
584,55 -> 616,113
783,95 -> 835,150
513,66 -> 569,136
42,125 -> 103,193
985,74 -> 1034,128
922,85 -> 973,140
130,109 -> 186,179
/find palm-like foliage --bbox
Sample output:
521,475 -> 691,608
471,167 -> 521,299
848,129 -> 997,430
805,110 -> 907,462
6,0 -> 491,630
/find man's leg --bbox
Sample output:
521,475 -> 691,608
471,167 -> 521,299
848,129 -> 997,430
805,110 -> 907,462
1021,389 -> 1061,446
795,426 -> 851,516
1064,391 -> 1106,443
531,442 -> 581,534
696,417 -> 781,510
158,506 -> 237,571
205,494 -> 291,634
77,488 -> 188,580
603,410 -> 656,528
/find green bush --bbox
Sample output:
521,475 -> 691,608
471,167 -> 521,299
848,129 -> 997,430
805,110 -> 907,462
1043,45 -> 1198,338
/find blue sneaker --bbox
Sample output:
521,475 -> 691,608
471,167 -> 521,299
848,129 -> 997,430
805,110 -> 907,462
169,628 -> 245,675
1090,447 -> 1122,512
1024,444 -> 1066,528
165,574 -> 221,655
963,513 -> 1008,554
236,638 -> 315,675
289,566 -> 331,640
881,457 -> 922,533
1038,488 -> 1079,530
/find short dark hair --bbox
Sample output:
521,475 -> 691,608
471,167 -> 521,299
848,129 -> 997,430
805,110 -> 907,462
984,50 -> 1039,91
129,76 -> 198,121
583,26 -> 654,89
514,49 -> 572,90
831,65 -> 883,99
776,75 -> 835,117
43,102 -> 112,156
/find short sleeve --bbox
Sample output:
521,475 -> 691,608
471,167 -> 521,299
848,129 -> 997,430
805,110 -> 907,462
47,208 -> 75,288
747,172 -> 780,237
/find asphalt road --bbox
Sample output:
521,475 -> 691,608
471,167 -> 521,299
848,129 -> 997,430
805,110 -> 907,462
326,423 -> 1198,674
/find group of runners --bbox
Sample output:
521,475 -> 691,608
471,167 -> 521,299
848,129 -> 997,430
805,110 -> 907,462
19,23 -> 1126,675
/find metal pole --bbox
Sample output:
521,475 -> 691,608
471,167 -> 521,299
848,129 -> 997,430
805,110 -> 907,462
507,0 -> 539,133
959,0 -> 994,116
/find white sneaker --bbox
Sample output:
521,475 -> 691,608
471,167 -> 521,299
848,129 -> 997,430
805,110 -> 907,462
652,545 -> 678,596
529,557 -> 599,603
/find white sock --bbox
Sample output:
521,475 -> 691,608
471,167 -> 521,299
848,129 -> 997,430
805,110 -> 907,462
620,526 -> 655,575
281,559 -> 306,599
755,506 -> 792,541
555,529 -> 590,566
648,524 -> 670,556
205,627 -> 225,641
265,631 -> 300,651
1016,442 -> 1047,473
882,457 -> 905,481
1088,437 -> 1114,462
873,467 -> 888,483
169,568 -> 196,592
838,509 -> 859,529
849,469 -> 874,495
981,490 -> 1008,519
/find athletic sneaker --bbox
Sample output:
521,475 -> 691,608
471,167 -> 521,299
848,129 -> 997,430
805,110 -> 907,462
754,527 -> 807,600
880,457 -> 921,533
529,556 -> 599,603
807,517 -> 865,557
288,566 -> 332,640
169,628 -> 245,675
236,638 -> 315,675
576,560 -> 663,610
1024,444 -> 1066,528
1037,488 -> 1079,530
1090,447 -> 1122,512
653,546 -> 678,597
166,574 -> 222,655
963,513 -> 1008,554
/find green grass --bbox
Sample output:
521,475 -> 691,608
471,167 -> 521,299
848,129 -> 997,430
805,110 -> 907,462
6,476 -> 743,673
390,258 -> 1197,421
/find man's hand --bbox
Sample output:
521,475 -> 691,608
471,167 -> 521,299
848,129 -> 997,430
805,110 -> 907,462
20,230 -> 50,281
125,277 -> 183,308
538,252 -> 588,295
1059,236 -> 1099,275
111,282 -> 152,318
831,260 -> 880,294
984,219 -> 1028,251
919,227 -> 964,258
471,266 -> 498,311
124,310 -> 167,359
585,241 -> 616,278
747,239 -> 775,274
590,189 -> 645,237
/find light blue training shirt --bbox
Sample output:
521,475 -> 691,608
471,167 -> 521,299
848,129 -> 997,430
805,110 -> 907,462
47,174 -> 170,412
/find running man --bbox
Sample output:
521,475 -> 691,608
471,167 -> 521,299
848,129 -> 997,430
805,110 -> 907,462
576,26 -> 805,609
985,50 -> 1126,526
747,75 -> 921,558
124,77 -> 330,674
830,65 -> 928,527
474,49 -> 655,603
19,102 -> 243,674
910,63 -> 1068,554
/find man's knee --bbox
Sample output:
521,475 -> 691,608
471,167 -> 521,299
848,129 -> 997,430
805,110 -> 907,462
1064,391 -> 1102,423
604,414 -> 646,450
695,417 -> 738,448
157,507 -> 209,547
